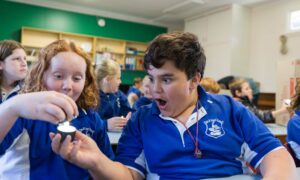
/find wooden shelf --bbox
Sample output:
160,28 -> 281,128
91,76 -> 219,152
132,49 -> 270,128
21,27 -> 147,71
21,28 -> 59,48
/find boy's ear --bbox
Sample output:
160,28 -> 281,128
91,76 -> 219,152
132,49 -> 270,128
190,73 -> 201,90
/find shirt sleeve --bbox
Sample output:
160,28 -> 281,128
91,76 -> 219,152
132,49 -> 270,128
233,100 -> 282,168
115,110 -> 146,177
93,112 -> 115,160
247,105 -> 274,123
0,118 -> 26,155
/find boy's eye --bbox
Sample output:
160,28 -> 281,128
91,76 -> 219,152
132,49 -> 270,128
149,77 -> 154,83
163,78 -> 172,84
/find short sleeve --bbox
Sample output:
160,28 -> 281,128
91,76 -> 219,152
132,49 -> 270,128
92,112 -> 115,160
233,100 -> 282,168
0,118 -> 26,155
115,110 -> 146,177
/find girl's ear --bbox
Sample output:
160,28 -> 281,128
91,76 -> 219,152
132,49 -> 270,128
103,75 -> 111,83
235,90 -> 242,97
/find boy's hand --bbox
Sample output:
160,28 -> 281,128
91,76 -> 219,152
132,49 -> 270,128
50,131 -> 102,170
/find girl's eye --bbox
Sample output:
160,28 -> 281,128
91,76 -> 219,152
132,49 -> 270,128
73,76 -> 83,81
54,74 -> 63,79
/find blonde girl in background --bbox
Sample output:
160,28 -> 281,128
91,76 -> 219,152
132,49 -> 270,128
95,59 -> 132,132
0,40 -> 28,179
0,40 -> 114,179
199,77 -> 221,94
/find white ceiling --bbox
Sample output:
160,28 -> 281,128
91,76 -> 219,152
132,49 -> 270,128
11,0 -> 282,30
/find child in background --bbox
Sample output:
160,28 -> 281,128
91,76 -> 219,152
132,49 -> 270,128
0,40 -> 27,102
286,82 -> 300,167
95,59 -> 132,132
229,78 -> 288,123
132,75 -> 153,110
127,77 -> 142,107
52,32 -> 297,179
0,40 -> 28,179
0,40 -> 114,180
199,77 -> 221,94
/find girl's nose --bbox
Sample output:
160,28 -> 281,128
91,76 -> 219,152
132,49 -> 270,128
62,79 -> 72,91
21,57 -> 27,66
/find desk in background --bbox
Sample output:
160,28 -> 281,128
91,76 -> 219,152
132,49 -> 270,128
108,132 -> 122,145
108,123 -> 287,145
265,123 -> 287,144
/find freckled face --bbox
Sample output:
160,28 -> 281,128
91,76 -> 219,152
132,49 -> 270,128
43,52 -> 86,101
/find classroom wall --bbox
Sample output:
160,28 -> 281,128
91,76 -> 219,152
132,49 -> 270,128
249,0 -> 300,92
185,0 -> 300,92
185,5 -> 251,81
0,1 -> 166,42
185,8 -> 232,80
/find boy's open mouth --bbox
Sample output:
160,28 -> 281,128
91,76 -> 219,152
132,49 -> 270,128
156,98 -> 167,107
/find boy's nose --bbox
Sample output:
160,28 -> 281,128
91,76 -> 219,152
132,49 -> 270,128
153,81 -> 162,93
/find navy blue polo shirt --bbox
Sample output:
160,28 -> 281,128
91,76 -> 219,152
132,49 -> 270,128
287,110 -> 300,160
116,86 -> 282,179
0,109 -> 114,180
97,90 -> 132,128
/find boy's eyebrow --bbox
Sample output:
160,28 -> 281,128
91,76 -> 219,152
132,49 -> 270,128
160,73 -> 174,78
148,73 -> 174,78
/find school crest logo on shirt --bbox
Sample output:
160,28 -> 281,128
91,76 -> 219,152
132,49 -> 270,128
204,119 -> 225,138
78,127 -> 95,137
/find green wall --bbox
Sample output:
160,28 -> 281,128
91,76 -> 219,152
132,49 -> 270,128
0,1 -> 165,84
0,1 -> 166,42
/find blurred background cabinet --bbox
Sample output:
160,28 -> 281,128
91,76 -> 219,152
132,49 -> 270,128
21,27 -> 147,74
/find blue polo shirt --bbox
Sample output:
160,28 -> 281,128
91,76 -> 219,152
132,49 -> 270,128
97,90 -> 132,129
127,86 -> 142,98
116,86 -> 282,179
0,108 -> 114,180
132,96 -> 153,111
287,110 -> 300,160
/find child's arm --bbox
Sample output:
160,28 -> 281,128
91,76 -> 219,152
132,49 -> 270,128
0,91 -> 78,142
259,148 -> 298,180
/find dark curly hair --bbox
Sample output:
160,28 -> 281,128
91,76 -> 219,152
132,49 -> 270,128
144,32 -> 206,79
